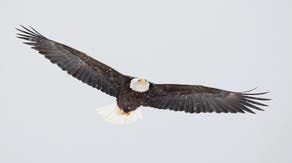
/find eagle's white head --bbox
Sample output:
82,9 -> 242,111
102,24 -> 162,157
130,78 -> 150,92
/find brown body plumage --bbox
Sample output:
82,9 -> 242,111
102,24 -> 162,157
117,80 -> 148,113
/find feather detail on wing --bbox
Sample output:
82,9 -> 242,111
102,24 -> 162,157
143,84 -> 270,114
16,26 -> 130,97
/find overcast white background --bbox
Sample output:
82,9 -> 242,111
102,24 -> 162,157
0,0 -> 291,163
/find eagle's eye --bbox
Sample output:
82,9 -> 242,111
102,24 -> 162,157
130,78 -> 150,92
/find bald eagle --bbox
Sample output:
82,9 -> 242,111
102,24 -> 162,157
17,26 -> 270,124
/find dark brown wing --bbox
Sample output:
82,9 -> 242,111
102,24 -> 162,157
17,26 -> 131,97
143,84 -> 270,113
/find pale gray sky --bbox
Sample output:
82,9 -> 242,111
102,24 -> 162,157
0,0 -> 291,163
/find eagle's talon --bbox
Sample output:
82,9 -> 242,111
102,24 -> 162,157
120,110 -> 131,116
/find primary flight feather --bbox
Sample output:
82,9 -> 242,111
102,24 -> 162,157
16,26 -> 270,124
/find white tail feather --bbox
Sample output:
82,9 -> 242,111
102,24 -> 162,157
96,103 -> 142,125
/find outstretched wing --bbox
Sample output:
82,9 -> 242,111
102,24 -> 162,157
17,26 -> 131,97
143,84 -> 270,113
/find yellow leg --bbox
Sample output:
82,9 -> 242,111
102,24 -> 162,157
120,109 -> 131,116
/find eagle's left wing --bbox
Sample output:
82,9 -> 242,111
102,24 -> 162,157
143,84 -> 269,113
17,26 -> 131,97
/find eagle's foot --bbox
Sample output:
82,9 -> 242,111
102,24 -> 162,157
120,109 -> 131,116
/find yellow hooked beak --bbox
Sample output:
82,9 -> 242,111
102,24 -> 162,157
138,79 -> 146,84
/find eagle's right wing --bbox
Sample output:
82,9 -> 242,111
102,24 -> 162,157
17,26 -> 131,97
143,84 -> 270,113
